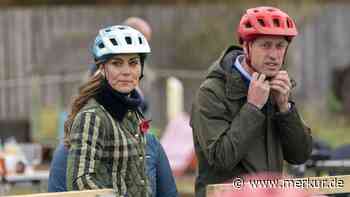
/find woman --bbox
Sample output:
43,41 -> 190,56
64,25 -> 151,196
48,133 -> 178,197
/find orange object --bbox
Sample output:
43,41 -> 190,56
0,154 -> 6,177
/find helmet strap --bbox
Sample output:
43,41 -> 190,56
139,65 -> 144,80
282,44 -> 290,67
139,53 -> 147,80
101,64 -> 109,82
243,41 -> 258,74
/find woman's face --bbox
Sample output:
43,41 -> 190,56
102,54 -> 141,93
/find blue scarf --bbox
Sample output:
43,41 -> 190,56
94,79 -> 142,121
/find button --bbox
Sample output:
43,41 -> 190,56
140,180 -> 145,185
135,134 -> 139,138
139,156 -> 144,160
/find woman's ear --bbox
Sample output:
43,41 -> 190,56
94,64 -> 105,77
101,64 -> 106,75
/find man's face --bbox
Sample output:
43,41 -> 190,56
245,36 -> 289,77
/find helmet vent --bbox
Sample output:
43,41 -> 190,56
98,42 -> 105,49
267,8 -> 275,12
138,37 -> 143,44
257,19 -> 265,27
118,26 -> 126,30
105,29 -> 111,32
110,38 -> 118,46
273,18 -> 280,27
287,18 -> 293,28
125,36 -> 132,44
253,9 -> 259,13
245,22 -> 252,28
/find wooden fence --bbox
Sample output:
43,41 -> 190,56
0,5 -> 246,127
0,2 -> 344,139
290,2 -> 350,113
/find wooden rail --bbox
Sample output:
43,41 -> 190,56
5,189 -> 115,197
5,175 -> 350,196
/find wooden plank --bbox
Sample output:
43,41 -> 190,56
15,10 -> 25,117
206,175 -> 350,197
0,11 -> 6,118
0,12 -> 5,81
5,189 -> 115,197
0,86 -> 6,119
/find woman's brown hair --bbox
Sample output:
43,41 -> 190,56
63,72 -> 104,147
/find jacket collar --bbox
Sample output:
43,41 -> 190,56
206,45 -> 248,100
94,79 -> 142,121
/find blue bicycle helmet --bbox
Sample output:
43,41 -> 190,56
91,25 -> 151,63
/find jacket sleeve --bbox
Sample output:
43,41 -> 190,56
190,87 -> 266,172
66,112 -> 107,190
48,143 -> 68,192
273,103 -> 313,164
154,137 -> 178,197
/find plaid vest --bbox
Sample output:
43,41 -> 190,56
67,99 -> 151,197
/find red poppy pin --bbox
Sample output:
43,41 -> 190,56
139,119 -> 151,134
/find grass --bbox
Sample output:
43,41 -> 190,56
2,182 -> 48,196
302,109 -> 350,148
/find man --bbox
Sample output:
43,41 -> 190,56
190,6 -> 313,197
123,17 -> 152,42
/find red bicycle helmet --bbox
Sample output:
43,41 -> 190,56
238,6 -> 298,44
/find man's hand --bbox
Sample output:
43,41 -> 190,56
269,71 -> 291,112
247,72 -> 270,109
